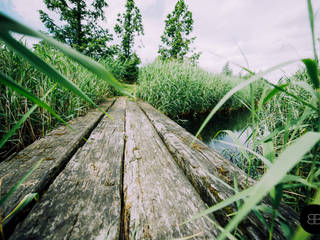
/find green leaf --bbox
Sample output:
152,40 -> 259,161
307,0 -> 318,63
0,159 -> 43,207
216,132 -> 320,240
263,140 -> 283,209
270,184 -> 283,209
262,83 -> 289,105
0,13 -> 131,115
215,139 -> 272,168
2,193 -> 39,224
263,140 -> 275,163
281,175 -> 318,189
182,187 -> 253,225
302,58 -> 319,90
193,59 -> 298,141
0,32 -> 110,118
264,80 -> 318,111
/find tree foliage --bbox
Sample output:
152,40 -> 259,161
39,0 -> 114,59
114,0 -> 144,61
158,0 -> 200,63
222,62 -> 233,76
114,0 -> 144,82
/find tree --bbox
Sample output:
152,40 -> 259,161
158,0 -> 200,63
114,0 -> 144,82
222,62 -> 233,76
39,0 -> 114,59
114,0 -> 144,61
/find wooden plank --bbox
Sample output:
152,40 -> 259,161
10,98 -> 126,240
123,100 -> 219,239
0,100 -> 114,236
139,101 -> 299,239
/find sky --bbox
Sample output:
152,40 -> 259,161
1,0 -> 320,81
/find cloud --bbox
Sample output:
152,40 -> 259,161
11,0 -> 46,30
5,0 -> 320,81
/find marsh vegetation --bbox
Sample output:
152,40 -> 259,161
1,0 -> 320,239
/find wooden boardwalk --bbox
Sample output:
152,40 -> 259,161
0,97 -> 298,240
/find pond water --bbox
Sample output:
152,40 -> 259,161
177,110 -> 252,166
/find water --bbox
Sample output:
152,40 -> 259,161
177,110 -> 252,165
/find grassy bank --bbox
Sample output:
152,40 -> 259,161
0,42 -> 117,160
136,60 -> 263,118
253,69 -> 320,209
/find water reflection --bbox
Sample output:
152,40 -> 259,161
177,110 -> 252,165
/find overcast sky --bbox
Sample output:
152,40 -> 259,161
1,0 -> 320,81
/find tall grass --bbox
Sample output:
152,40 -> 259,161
0,42 -> 117,160
137,59 -> 264,118
255,70 -> 320,206
135,2 -> 320,238
184,7 -> 320,238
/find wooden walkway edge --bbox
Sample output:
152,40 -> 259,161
0,97 -> 298,240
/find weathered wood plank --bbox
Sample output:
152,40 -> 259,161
123,100 -> 220,239
139,101 -> 299,239
9,97 -> 126,240
0,100 -> 114,236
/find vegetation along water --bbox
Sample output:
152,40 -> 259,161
1,0 -> 320,239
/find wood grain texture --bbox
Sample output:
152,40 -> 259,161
0,100 -> 114,235
123,100 -> 219,240
9,98 -> 126,240
139,100 -> 299,239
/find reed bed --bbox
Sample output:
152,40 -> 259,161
136,59 -> 263,118
0,42 -> 117,160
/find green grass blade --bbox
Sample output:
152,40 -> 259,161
0,84 -> 56,149
216,139 -> 272,168
223,130 -> 251,163
0,33 -> 111,118
223,130 -> 252,181
282,175 -> 318,189
182,187 -> 253,225
0,13 -> 133,97
262,83 -> 289,105
0,159 -> 43,207
307,0 -> 318,63
0,72 -> 70,128
38,33 -> 133,96
263,140 -> 275,163
194,59 -> 298,141
302,58 -> 320,89
216,132 -> 320,240
204,216 -> 238,240
2,193 -> 39,224
264,80 -> 318,111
